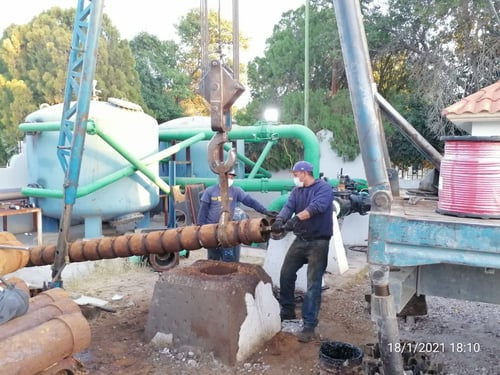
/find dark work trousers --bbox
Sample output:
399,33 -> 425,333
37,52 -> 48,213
207,245 -> 241,262
279,237 -> 330,329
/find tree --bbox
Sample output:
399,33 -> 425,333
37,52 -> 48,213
0,7 -> 144,165
0,76 -> 35,165
248,0 -> 341,101
245,0 -> 359,168
129,33 -> 192,123
175,8 -> 249,115
368,0 -> 500,135
244,0 -> 499,171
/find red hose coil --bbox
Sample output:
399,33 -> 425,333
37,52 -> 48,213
438,139 -> 500,218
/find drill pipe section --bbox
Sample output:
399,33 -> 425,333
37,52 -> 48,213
27,218 -> 270,267
0,312 -> 91,375
27,288 -> 70,313
0,297 -> 81,341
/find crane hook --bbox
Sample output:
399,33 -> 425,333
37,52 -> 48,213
207,132 -> 237,174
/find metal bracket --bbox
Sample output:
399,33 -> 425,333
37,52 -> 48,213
200,60 -> 245,133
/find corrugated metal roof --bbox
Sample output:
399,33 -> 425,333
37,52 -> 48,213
442,80 -> 500,117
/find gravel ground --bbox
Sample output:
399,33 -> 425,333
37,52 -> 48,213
398,296 -> 500,375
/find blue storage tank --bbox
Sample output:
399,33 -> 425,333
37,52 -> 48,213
159,116 -> 245,178
23,98 -> 159,233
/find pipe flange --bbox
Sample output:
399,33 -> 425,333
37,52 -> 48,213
371,190 -> 392,212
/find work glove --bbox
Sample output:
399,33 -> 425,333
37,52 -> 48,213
264,210 -> 279,218
283,216 -> 299,232
271,218 -> 284,233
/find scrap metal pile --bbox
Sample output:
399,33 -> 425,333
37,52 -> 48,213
0,232 -> 89,374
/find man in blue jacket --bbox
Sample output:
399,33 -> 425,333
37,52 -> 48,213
198,169 -> 276,261
271,160 -> 334,343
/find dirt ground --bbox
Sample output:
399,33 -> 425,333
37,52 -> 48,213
64,248 -> 376,375
61,245 -> 500,375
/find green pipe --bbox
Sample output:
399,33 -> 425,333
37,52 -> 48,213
93,125 -> 171,194
247,141 -> 275,179
268,194 -> 289,211
21,121 -> 321,176
19,121 -> 60,132
21,132 -> 205,198
155,133 -> 206,162
159,122 -> 321,177
223,144 -> 272,178
20,120 -> 322,192
174,177 -> 295,193
174,176 -> 368,193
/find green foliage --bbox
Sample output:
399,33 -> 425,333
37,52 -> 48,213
174,8 -> 250,116
0,8 -> 74,105
176,9 -> 249,77
248,0 -> 341,101
244,0 -> 499,171
281,89 -> 360,160
383,93 -> 444,170
0,75 -> 36,165
235,88 -> 359,170
0,7 -> 143,165
95,15 -> 144,106
129,33 -> 192,123
244,0 -> 361,168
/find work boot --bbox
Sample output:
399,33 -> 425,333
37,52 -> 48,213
297,327 -> 316,343
280,312 -> 296,321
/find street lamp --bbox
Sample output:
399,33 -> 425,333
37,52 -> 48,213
263,108 -> 279,123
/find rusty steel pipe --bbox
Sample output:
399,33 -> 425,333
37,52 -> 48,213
27,288 -> 70,313
0,298 -> 81,341
39,356 -> 85,375
27,218 -> 270,267
0,312 -> 91,375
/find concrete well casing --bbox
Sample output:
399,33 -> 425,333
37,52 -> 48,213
144,260 -> 281,365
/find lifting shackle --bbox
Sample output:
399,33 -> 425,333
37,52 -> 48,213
207,132 -> 237,175
201,60 -> 244,246
199,0 -> 245,247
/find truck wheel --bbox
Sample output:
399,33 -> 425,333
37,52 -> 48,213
148,253 -> 179,272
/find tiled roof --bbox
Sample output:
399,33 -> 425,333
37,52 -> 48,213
442,80 -> 500,117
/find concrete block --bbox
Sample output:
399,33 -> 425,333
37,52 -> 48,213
144,260 -> 280,365
264,233 -> 308,291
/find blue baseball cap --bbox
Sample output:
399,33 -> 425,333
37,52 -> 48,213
292,161 -> 313,172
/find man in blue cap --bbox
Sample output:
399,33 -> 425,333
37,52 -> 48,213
271,160 -> 334,342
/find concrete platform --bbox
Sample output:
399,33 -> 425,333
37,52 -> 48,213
144,260 -> 281,365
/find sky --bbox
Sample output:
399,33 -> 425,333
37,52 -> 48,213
0,0 -> 305,60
